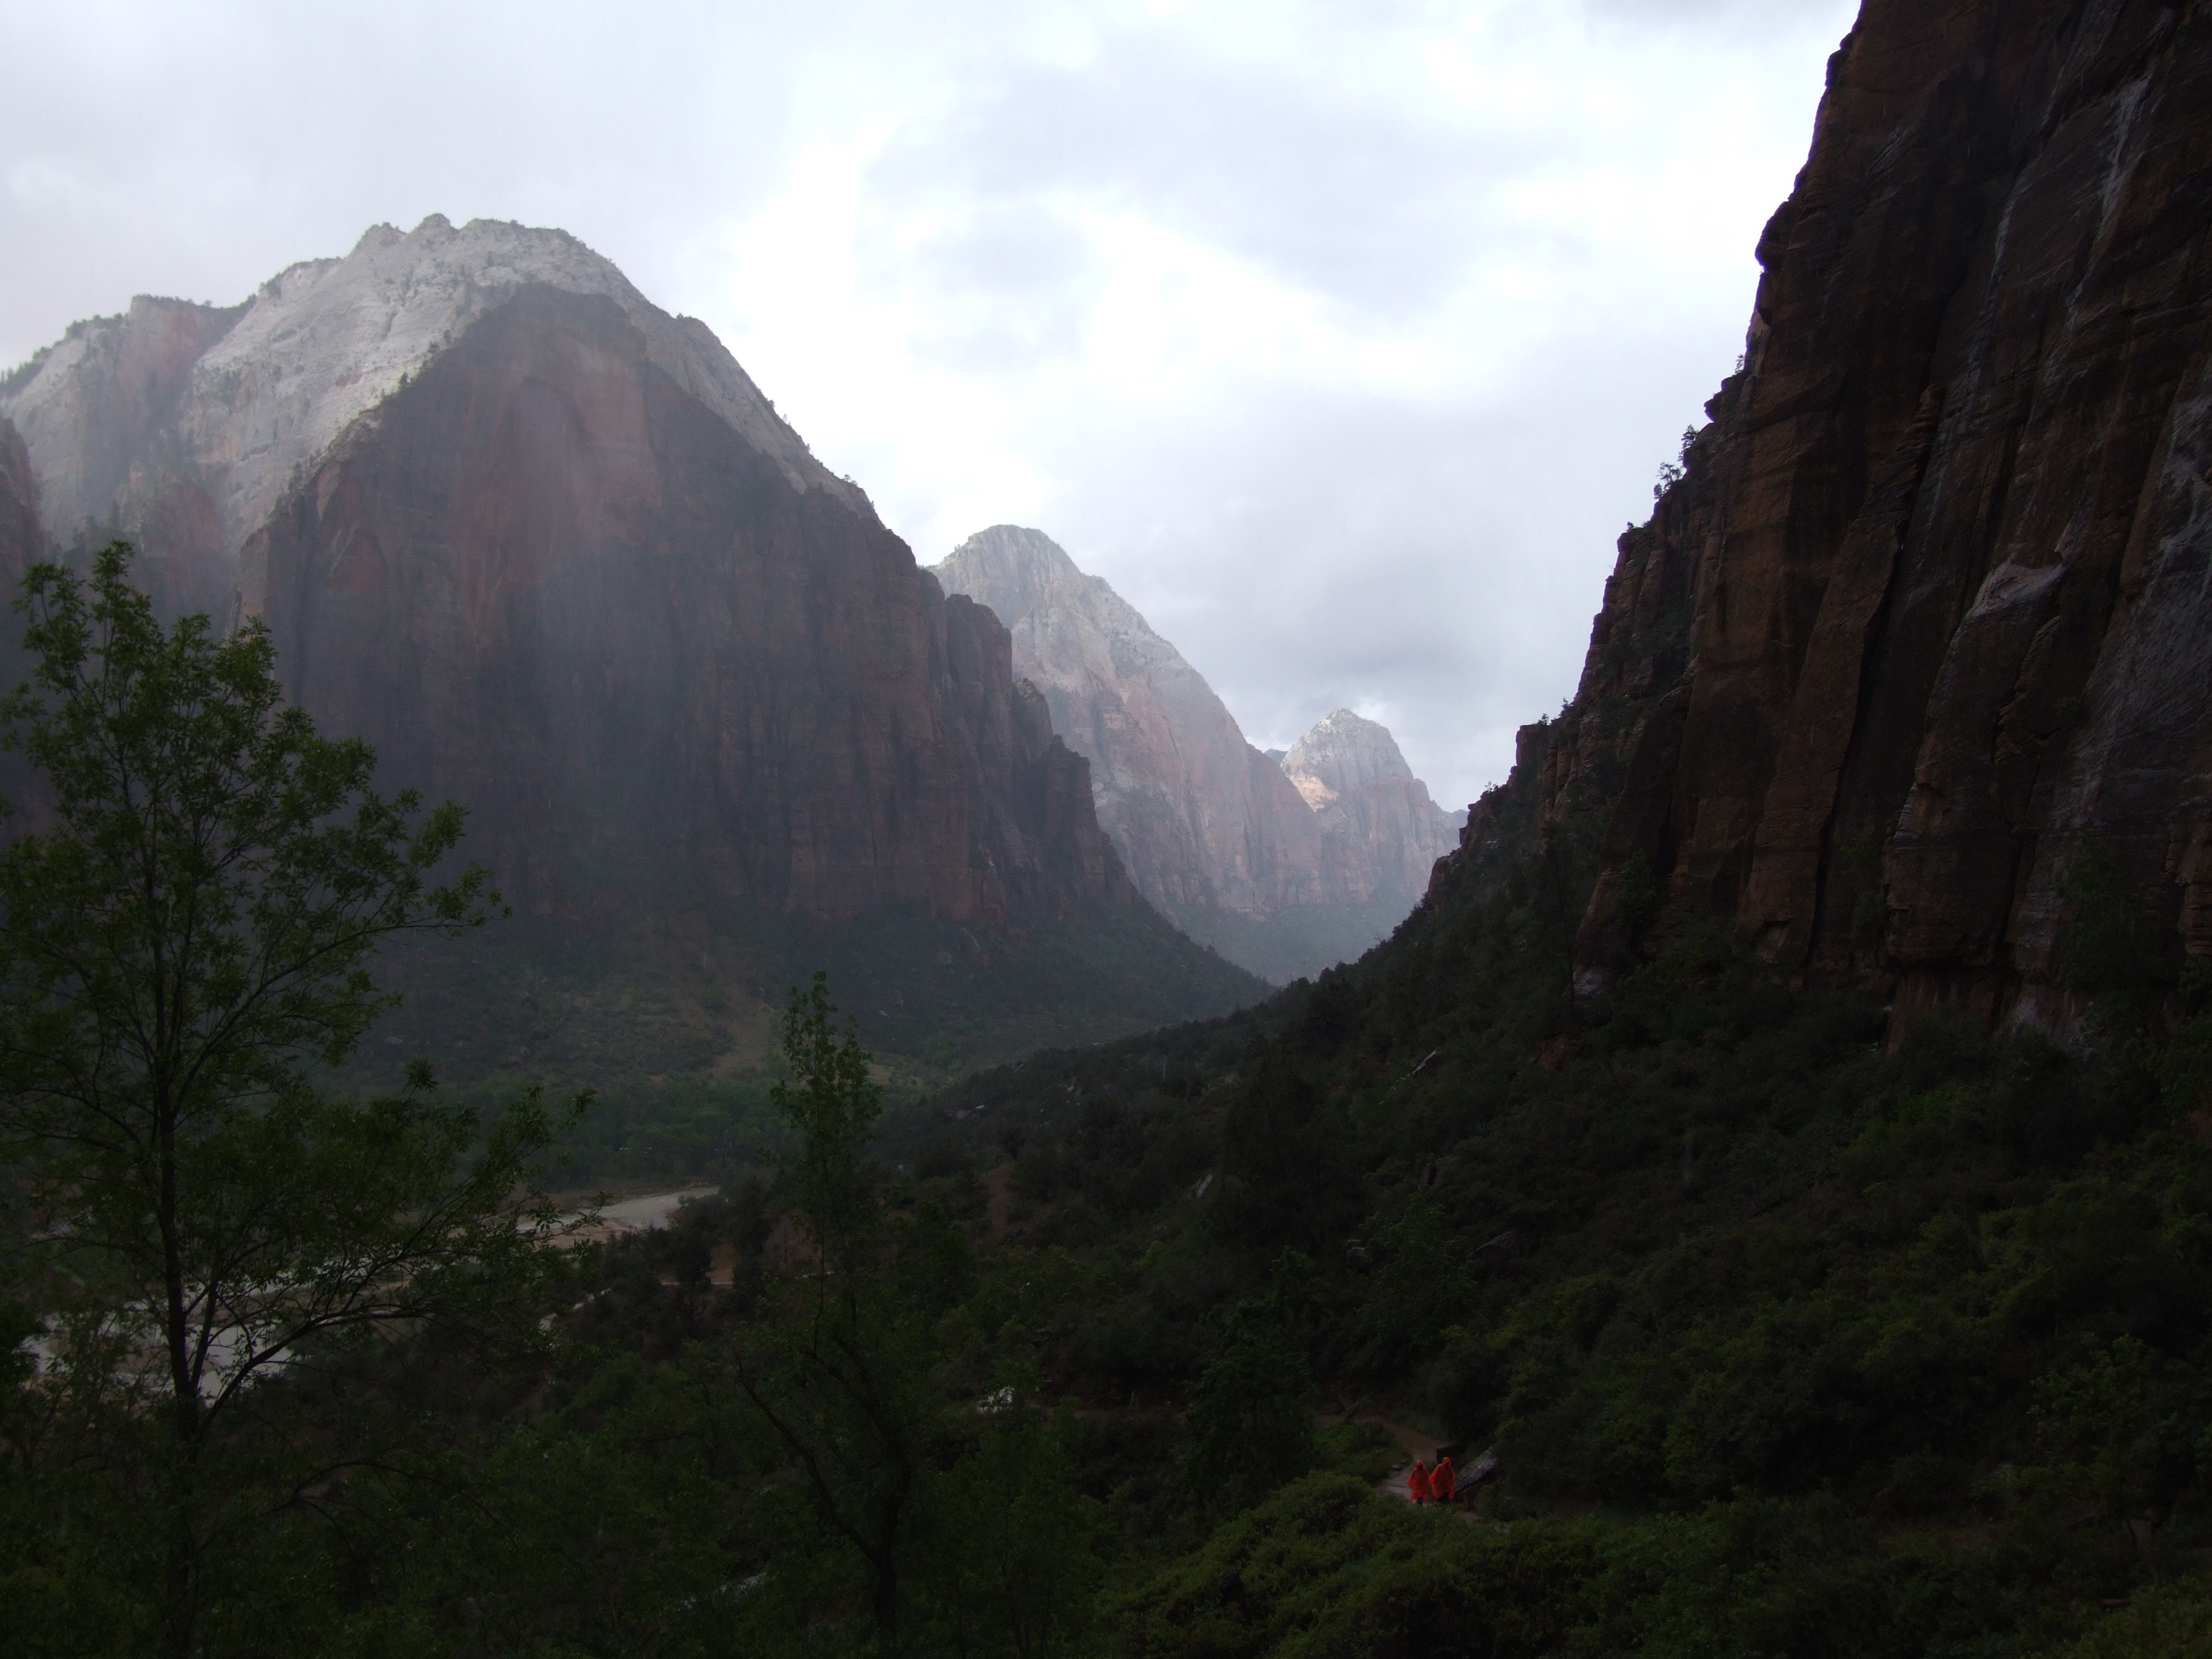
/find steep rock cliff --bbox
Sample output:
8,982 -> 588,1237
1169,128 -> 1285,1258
1438,0 -> 2212,1035
933,526 -> 1325,913
1,220 -> 1259,1067
0,295 -> 243,620
249,285 -> 1128,927
0,415 -> 40,583
1281,708 -> 1462,905
934,526 -> 1461,980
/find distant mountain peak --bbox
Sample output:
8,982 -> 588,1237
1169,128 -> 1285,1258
935,526 -> 1461,981
1,216 -> 864,606
1282,708 -> 1418,809
0,228 -> 1261,1067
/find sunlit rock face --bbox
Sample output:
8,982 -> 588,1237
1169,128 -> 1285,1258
0,220 -> 1143,934
1282,708 -> 1462,906
934,526 -> 1462,980
1428,0 -> 2212,1034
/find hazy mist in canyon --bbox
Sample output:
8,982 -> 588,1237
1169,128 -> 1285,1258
0,0 -> 1857,811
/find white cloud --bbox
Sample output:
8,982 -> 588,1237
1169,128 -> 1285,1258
0,0 -> 1861,806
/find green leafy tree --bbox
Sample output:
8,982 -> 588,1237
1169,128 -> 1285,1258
919,1371 -> 1103,1659
2031,1335 -> 2207,1531
1182,1251 -> 1319,1514
1211,1060 -> 1359,1254
0,544 -> 571,1657
733,972 -> 933,1644
2059,842 -> 2176,1036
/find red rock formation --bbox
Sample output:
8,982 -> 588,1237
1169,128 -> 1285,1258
241,285 -> 1127,926
1464,0 -> 2212,1032
0,223 -> 1261,1059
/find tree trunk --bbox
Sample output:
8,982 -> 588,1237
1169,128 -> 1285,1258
159,1100 -> 202,1659
162,1457 -> 198,1659
872,1555 -> 899,1644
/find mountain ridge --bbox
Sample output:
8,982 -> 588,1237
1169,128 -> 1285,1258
0,226 -> 1263,1076
932,525 -> 1460,981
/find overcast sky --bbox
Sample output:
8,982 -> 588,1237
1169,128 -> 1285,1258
1,0 -> 1858,809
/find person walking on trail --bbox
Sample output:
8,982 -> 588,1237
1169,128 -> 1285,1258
1409,1459 -> 1431,1503
1433,1452 -> 1456,1506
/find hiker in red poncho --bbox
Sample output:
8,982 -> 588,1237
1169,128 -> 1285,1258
1433,1452 -> 1457,1506
1408,1459 -> 1431,1503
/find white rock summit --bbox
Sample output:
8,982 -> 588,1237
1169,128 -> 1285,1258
1,216 -> 860,612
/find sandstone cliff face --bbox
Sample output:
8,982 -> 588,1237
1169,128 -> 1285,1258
933,526 -> 1461,980
1455,0 -> 2212,1032
1,296 -> 244,620
0,220 -> 1212,983
932,526 -> 1324,913
1282,708 -> 1462,905
247,285 -> 1124,925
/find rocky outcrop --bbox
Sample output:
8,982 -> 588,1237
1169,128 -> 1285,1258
0,415 -> 40,583
2,220 -> 850,621
933,526 -> 1461,980
1448,0 -> 2212,1032
246,284 -> 1128,925
1,219 -> 1259,1058
932,526 -> 1325,913
1282,709 -> 1462,905
0,296 -> 243,620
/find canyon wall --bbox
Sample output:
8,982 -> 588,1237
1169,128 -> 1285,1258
1438,0 -> 2212,1034
934,526 -> 1461,980
933,525 -> 1327,914
0,221 -> 1137,927
0,416 -> 39,583
247,285 -> 1129,927
0,221 -> 1259,1062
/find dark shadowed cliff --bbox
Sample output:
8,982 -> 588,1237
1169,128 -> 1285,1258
0,417 -> 38,583
1436,0 -> 2212,1039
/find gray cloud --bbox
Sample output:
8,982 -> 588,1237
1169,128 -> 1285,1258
1,0 -> 1862,809
864,32 -> 1530,318
1006,321 -> 1737,810
1588,0 -> 1852,33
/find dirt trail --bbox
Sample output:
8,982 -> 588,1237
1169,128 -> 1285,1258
1335,1413 -> 1451,1503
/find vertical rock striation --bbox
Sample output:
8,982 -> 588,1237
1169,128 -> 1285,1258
933,526 -> 1325,913
0,415 -> 41,584
1,221 -> 1258,1058
1436,0 -> 2212,1033
245,285 -> 1124,925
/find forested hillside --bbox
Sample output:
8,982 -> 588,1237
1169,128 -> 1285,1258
21,678 -> 2204,1655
